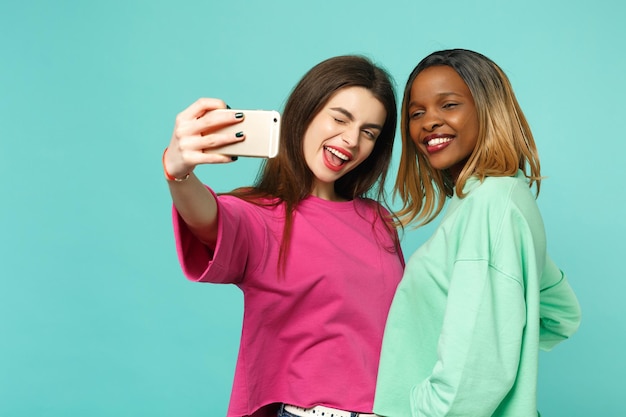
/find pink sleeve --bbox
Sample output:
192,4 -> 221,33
172,189 -> 263,284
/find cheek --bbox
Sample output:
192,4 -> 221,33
360,140 -> 376,160
408,122 -> 420,143
408,124 -> 424,151
459,108 -> 479,137
460,117 -> 479,148
301,130 -> 317,159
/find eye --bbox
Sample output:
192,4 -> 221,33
362,129 -> 377,140
409,110 -> 424,119
334,117 -> 347,124
443,102 -> 459,109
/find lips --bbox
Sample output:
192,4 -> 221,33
423,134 -> 453,153
323,145 -> 352,172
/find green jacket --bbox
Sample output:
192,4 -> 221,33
374,171 -> 581,417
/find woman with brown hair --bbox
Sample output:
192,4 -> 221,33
163,55 -> 404,417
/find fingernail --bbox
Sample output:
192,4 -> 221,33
234,112 -> 244,119
235,131 -> 244,138
231,156 -> 238,161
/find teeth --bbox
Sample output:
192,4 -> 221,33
427,137 -> 452,146
325,146 -> 349,161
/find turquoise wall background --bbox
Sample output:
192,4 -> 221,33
1,0 -> 624,415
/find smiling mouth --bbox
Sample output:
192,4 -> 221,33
425,137 -> 453,147
324,146 -> 350,165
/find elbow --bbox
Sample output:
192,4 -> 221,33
560,296 -> 583,336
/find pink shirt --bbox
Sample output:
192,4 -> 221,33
173,191 -> 404,417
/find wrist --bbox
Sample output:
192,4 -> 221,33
162,147 -> 191,182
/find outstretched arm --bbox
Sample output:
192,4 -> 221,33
163,98 -> 245,247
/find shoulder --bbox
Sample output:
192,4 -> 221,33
463,174 -> 544,240
450,173 -> 540,231
354,196 -> 384,211
216,194 -> 285,227
353,197 -> 395,220
466,173 -> 534,208
470,174 -> 524,197
218,193 -> 281,208
216,194 -> 255,212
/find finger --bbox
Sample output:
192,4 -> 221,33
175,129 -> 245,157
175,109 -> 244,139
196,109 -> 245,136
181,148 -> 240,165
197,130 -> 246,151
200,154 -> 240,164
176,98 -> 227,123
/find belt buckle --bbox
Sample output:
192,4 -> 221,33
284,404 -> 352,417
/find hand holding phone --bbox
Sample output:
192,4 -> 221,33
206,109 -> 281,158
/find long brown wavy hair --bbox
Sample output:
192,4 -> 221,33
395,49 -> 542,227
227,55 -> 399,271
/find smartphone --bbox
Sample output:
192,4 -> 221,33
208,109 -> 281,158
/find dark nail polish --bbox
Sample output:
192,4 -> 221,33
235,131 -> 244,138
231,156 -> 238,161
234,112 -> 244,119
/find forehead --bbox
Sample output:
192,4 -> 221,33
324,86 -> 387,123
325,86 -> 376,106
409,65 -> 472,101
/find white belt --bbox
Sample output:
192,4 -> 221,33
284,404 -> 378,417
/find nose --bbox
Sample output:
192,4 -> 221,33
423,111 -> 443,131
341,127 -> 359,147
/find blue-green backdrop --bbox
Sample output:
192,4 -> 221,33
1,0 -> 623,415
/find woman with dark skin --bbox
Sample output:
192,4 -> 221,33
374,49 -> 581,417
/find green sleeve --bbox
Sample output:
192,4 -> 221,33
539,255 -> 582,351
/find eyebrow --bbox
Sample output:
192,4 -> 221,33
330,107 -> 384,130
437,92 -> 463,98
408,92 -> 464,107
